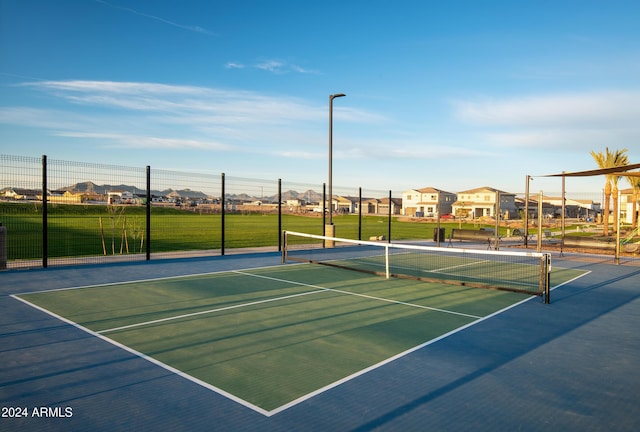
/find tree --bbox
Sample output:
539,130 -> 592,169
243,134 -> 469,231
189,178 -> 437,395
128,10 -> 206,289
590,147 -> 629,236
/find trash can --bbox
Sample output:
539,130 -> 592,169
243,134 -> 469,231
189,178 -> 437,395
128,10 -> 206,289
433,228 -> 445,242
0,223 -> 6,270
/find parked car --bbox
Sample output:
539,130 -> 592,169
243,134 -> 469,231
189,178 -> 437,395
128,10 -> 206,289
440,214 -> 454,219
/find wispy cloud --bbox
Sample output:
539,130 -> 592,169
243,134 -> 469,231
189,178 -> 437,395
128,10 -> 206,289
450,90 -> 640,151
94,0 -> 215,36
4,80 -> 382,156
255,60 -> 285,73
54,132 -> 230,151
226,59 -> 318,74
290,65 -> 316,74
452,90 -> 640,128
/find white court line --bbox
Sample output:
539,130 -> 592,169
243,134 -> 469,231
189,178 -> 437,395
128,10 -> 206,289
10,293 -> 273,417
232,270 -> 482,319
13,266 -> 589,417
97,287 -> 328,334
97,267 -> 482,334
431,259 -> 491,273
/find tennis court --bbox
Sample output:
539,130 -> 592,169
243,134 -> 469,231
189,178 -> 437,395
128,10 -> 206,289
13,243 -> 583,416
2,244 -> 639,431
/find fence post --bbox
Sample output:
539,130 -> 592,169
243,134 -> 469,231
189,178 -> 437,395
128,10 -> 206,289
495,191 -> 500,250
146,166 -> 151,261
0,223 -> 6,270
221,173 -> 225,256
322,183 -> 326,240
278,179 -> 282,252
42,155 -> 48,268
358,187 -> 362,241
388,190 -> 392,243
537,191 -> 543,253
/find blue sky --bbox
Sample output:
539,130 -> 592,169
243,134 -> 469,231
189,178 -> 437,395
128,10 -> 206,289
1,0 -> 639,195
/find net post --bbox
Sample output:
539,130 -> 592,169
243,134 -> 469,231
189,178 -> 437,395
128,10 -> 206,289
281,230 -> 287,264
544,254 -> 551,304
540,253 -> 551,304
385,244 -> 390,279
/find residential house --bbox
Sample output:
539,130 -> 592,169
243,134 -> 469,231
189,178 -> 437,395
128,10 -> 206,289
107,190 -> 135,204
533,195 -> 600,219
48,190 -> 82,204
324,196 -> 357,214
362,197 -> 402,215
401,187 -> 456,217
452,186 -> 518,219
380,197 -> 402,215
336,196 -> 357,214
0,188 -> 41,201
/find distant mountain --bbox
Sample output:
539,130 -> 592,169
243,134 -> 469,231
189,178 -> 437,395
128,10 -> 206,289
61,182 -> 324,202
280,189 -> 323,202
64,182 -> 146,195
160,188 -> 209,199
63,182 -> 209,199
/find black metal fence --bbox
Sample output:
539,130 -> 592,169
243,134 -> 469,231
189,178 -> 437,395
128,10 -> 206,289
0,155 -> 400,269
2,154 -> 623,270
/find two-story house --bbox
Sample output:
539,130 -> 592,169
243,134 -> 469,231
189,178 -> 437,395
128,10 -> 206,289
401,187 -> 456,217
452,186 -> 518,219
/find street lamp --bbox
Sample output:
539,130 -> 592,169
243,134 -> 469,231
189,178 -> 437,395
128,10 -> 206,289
524,175 -> 532,247
327,93 -> 346,235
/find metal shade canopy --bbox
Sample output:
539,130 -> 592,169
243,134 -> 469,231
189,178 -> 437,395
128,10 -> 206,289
543,163 -> 640,177
611,171 -> 640,177
539,161 -> 640,266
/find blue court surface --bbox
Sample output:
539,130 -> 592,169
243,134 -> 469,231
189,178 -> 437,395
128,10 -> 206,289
1,250 -> 639,431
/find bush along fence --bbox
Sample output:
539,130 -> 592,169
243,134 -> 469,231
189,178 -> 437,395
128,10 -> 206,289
0,155 -> 400,270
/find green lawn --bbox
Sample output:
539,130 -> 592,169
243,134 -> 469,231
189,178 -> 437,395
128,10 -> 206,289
0,202 -> 581,260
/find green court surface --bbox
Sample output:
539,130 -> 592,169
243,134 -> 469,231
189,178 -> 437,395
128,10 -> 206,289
16,263 -> 585,414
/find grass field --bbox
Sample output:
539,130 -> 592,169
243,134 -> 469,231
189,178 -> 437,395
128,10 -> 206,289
15,263 -> 587,414
1,202 -> 515,260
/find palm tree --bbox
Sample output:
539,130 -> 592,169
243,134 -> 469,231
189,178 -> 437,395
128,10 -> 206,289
590,147 -> 629,236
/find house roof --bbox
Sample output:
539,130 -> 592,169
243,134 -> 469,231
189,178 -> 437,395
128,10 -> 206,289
333,195 -> 356,203
1,187 -> 41,195
457,186 -> 515,195
404,186 -> 455,194
378,197 -> 403,205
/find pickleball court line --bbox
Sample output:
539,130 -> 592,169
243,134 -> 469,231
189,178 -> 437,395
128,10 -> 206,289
232,270 -> 482,319
98,268 -> 481,334
97,286 -> 328,334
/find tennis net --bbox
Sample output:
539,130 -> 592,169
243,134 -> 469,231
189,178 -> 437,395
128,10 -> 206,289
282,231 -> 551,302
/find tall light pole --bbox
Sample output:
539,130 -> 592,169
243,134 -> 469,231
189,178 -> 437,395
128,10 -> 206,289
327,93 -> 346,235
524,175 -> 532,247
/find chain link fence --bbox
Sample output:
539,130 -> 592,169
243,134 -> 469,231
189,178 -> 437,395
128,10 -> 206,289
0,155 -> 402,269
4,154 -> 632,270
